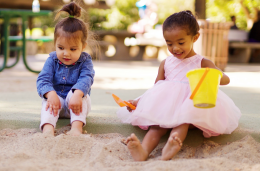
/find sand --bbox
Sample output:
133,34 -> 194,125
1,60 -> 260,170
0,128 -> 260,171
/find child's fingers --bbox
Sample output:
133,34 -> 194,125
45,102 -> 50,111
127,100 -> 137,108
128,100 -> 134,104
71,107 -> 81,115
49,104 -> 53,114
53,105 -> 60,116
124,101 -> 136,110
76,110 -> 80,115
132,100 -> 138,106
125,136 -> 132,143
127,106 -> 132,112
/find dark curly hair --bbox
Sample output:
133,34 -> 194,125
163,10 -> 200,36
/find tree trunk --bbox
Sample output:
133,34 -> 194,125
195,0 -> 206,19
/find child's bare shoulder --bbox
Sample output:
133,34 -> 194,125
201,58 -> 215,68
160,59 -> 166,65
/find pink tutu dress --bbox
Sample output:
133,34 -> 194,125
117,54 -> 241,138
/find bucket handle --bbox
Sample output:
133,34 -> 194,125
190,67 -> 210,100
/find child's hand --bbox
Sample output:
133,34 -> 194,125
45,91 -> 61,116
201,58 -> 230,85
69,90 -> 84,115
127,99 -> 139,112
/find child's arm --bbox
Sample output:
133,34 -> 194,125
70,55 -> 94,115
127,60 -> 166,112
69,90 -> 84,115
201,58 -> 230,85
154,59 -> 166,83
71,55 -> 95,97
37,56 -> 61,116
37,57 -> 56,98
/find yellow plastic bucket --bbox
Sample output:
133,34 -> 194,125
186,68 -> 223,108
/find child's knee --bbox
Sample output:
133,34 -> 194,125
40,107 -> 59,130
82,94 -> 91,113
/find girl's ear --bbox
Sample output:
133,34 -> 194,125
83,43 -> 87,50
193,33 -> 200,42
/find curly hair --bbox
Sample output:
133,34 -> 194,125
163,10 -> 199,36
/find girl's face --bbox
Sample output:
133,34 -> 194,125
163,27 -> 199,59
55,33 -> 86,65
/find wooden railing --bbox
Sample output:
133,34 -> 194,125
194,20 -> 232,71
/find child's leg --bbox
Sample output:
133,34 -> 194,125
40,96 -> 65,136
68,121 -> 84,136
126,126 -> 168,161
161,123 -> 189,160
66,91 -> 91,136
42,124 -> 55,136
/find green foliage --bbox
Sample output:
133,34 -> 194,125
33,13 -> 56,28
206,0 -> 260,30
153,0 -> 195,24
88,0 -> 195,30
28,0 -> 260,32
88,0 -> 139,30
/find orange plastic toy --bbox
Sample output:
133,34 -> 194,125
112,94 -> 136,110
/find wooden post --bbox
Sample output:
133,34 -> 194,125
194,20 -> 231,71
211,23 -> 218,64
206,22 -> 213,60
195,0 -> 206,19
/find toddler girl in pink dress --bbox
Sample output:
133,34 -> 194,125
117,10 -> 241,161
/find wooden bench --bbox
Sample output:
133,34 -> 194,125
229,42 -> 260,63
127,35 -> 167,60
8,36 -> 53,42
95,30 -> 167,61
95,31 -> 140,60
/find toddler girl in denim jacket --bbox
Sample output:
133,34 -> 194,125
36,2 -> 95,136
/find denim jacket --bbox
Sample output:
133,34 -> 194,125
37,51 -> 95,99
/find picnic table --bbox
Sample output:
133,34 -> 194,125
0,9 -> 52,73
228,30 -> 260,63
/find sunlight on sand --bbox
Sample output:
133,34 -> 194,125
225,72 -> 260,88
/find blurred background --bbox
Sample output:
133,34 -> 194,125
0,0 -> 260,73
2,0 -> 259,32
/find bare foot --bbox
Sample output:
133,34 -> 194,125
42,124 -> 54,137
126,133 -> 148,161
67,128 -> 82,136
161,132 -> 182,160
